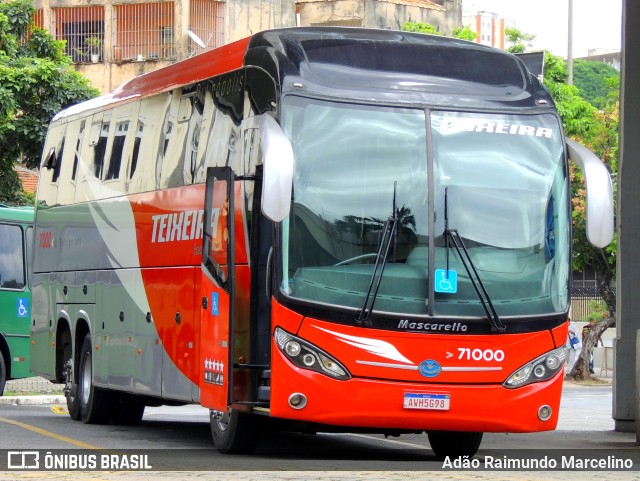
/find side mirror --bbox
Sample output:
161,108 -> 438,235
259,115 -> 293,222
566,139 -> 614,248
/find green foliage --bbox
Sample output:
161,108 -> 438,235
573,59 -> 620,109
543,52 -> 619,281
504,27 -> 535,54
0,0 -> 99,203
402,22 -> 443,36
543,52 -> 568,84
451,26 -> 476,41
585,299 -> 609,322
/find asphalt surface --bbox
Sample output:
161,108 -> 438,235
0,380 -> 637,480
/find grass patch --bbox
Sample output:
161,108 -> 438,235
3,388 -> 64,397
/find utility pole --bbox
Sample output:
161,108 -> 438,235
567,0 -> 574,85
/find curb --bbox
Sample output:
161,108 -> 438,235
0,395 -> 66,406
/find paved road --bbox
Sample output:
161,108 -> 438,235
0,383 -> 637,480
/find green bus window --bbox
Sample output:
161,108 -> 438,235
0,223 -> 25,290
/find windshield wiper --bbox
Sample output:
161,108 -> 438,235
443,187 -> 506,333
355,183 -> 398,327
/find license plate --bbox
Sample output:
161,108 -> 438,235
403,393 -> 450,410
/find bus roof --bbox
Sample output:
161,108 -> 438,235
53,35 -> 252,121
249,28 -> 549,108
53,27 -> 547,121
0,205 -> 34,224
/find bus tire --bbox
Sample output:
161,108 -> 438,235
210,409 -> 260,454
111,394 -> 145,425
63,338 -> 81,421
0,353 -> 6,396
427,431 -> 483,459
77,334 -> 112,424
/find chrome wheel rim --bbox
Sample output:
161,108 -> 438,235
80,352 -> 91,405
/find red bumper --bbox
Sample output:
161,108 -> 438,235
270,346 -> 564,433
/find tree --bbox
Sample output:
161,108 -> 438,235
402,22 -> 443,36
504,27 -> 536,54
451,26 -> 477,42
0,0 -> 99,204
573,59 -> 620,109
545,52 -> 619,380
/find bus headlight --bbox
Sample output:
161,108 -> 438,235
503,347 -> 566,389
274,327 -> 351,380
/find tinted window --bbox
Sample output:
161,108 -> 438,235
0,224 -> 25,290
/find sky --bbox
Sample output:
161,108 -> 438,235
464,0 -> 623,58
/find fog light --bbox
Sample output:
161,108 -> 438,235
302,353 -> 316,366
288,393 -> 307,409
538,405 -> 552,421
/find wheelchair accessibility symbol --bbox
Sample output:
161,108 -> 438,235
211,292 -> 219,316
17,298 -> 29,318
435,269 -> 457,294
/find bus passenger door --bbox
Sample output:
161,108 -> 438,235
199,167 -> 234,412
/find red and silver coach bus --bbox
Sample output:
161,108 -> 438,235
30,28 -> 613,457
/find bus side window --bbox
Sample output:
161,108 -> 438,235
129,121 -> 144,179
52,139 -> 65,183
105,121 -> 129,181
243,127 -> 261,221
93,122 -> 110,178
128,94 -> 171,194
43,147 -> 56,171
72,120 -> 86,181
0,223 -> 25,290
25,226 -> 33,289
187,87 -> 215,184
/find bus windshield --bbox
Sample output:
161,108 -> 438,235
280,96 -> 569,319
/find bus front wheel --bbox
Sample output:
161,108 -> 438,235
77,334 -> 112,424
0,353 -> 6,396
427,431 -> 483,459
210,409 -> 260,454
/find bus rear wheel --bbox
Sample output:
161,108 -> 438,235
210,409 -> 260,454
427,431 -> 483,459
77,334 -> 112,424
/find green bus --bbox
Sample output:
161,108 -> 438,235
0,205 -> 34,395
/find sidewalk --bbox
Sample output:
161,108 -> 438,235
1,376 -> 64,405
4,376 -> 63,394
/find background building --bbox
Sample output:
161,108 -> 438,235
30,0 -> 461,94
31,0 -> 296,93
296,0 -> 461,33
461,9 -> 514,49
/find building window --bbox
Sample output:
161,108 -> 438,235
51,6 -> 104,63
189,0 -> 225,54
112,2 -> 175,61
